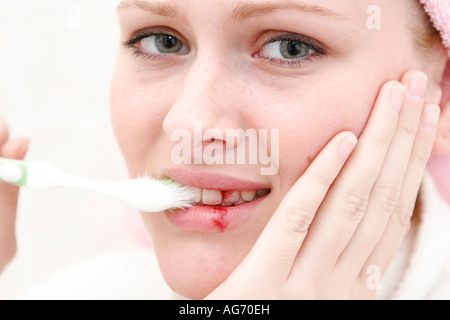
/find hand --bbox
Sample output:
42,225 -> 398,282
0,117 -> 30,274
206,70 -> 439,299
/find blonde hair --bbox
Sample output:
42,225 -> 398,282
411,0 -> 444,56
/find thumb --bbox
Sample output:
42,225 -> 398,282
1,137 -> 30,160
0,138 -> 30,206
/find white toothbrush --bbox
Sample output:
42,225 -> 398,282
0,157 -> 196,212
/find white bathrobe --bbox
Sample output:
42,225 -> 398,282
18,173 -> 450,300
377,173 -> 450,300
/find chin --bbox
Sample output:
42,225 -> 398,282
145,213 -> 268,300
162,267 -> 226,300
155,238 -> 247,299
140,177 -> 280,299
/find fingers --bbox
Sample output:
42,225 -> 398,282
237,131 -> 357,283
0,116 -> 30,211
291,80 -> 404,273
0,116 -> 30,271
0,117 -> 30,203
1,137 -> 30,160
0,117 -> 9,147
336,72 -> 428,273
0,117 -> 29,160
362,102 -> 440,275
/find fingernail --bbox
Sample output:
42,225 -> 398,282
409,72 -> 428,101
338,134 -> 357,159
421,104 -> 440,132
391,85 -> 406,113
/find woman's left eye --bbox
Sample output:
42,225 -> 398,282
256,35 -> 326,68
262,40 -> 312,59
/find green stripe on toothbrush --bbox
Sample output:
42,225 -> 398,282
14,163 -> 28,187
0,161 -> 28,187
160,178 -> 175,186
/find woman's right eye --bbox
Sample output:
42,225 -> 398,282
124,32 -> 190,59
141,34 -> 189,54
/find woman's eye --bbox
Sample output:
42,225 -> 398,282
141,34 -> 188,54
255,35 -> 327,68
124,32 -> 189,59
261,40 -> 313,60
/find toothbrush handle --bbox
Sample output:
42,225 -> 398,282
0,157 -> 80,191
0,158 -> 124,197
25,161 -> 119,195
59,173 -> 121,196
24,161 -> 68,190
0,158 -> 28,186
0,158 -> 177,212
58,174 -> 175,212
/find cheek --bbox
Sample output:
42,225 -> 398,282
110,65 -> 175,175
260,80 -> 373,191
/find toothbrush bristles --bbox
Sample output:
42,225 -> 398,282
137,174 -> 197,210
164,180 -> 197,209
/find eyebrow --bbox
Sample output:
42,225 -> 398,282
230,1 -> 347,21
117,0 -> 347,21
117,0 -> 177,18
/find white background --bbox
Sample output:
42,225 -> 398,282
0,0 -> 159,299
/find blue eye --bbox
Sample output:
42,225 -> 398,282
141,34 -> 189,54
256,34 -> 327,68
262,40 -> 313,60
124,31 -> 189,58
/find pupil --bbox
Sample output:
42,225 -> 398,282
162,35 -> 177,49
155,34 -> 183,53
279,40 -> 310,59
287,41 -> 302,56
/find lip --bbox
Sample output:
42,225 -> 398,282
166,195 -> 268,233
161,167 -> 271,233
161,167 -> 271,191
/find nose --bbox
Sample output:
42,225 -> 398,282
163,52 -> 246,158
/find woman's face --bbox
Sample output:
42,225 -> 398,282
111,0 -> 429,298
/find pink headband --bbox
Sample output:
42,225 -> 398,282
420,0 -> 450,54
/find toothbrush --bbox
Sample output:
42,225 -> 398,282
0,157 -> 196,212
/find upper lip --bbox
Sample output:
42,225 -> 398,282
161,167 -> 271,191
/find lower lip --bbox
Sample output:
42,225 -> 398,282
165,195 -> 267,233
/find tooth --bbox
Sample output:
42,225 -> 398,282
190,187 -> 202,203
240,191 -> 256,202
202,189 -> 222,206
222,190 -> 240,204
221,202 -> 234,206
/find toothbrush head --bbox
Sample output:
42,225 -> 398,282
113,177 -> 198,213
158,178 -> 197,210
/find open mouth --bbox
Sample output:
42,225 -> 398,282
189,187 -> 271,207
161,168 -> 272,231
